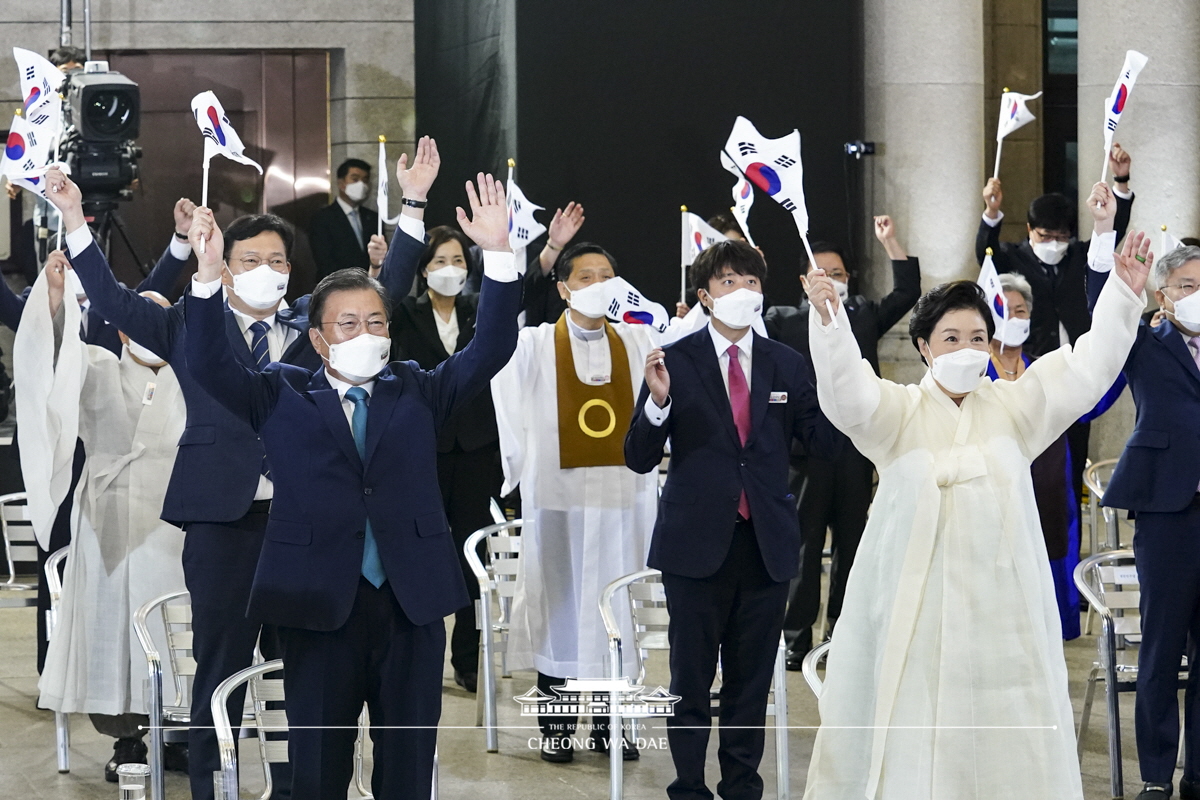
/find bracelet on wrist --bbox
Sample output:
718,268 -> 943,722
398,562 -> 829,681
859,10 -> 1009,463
174,231 -> 189,241
400,197 -> 428,209
546,241 -> 562,252
1113,175 -> 1130,183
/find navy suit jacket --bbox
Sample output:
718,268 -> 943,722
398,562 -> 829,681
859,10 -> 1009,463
624,327 -> 844,582
67,229 -> 423,525
0,243 -> 190,355
1088,267 -> 1200,512
182,274 -> 522,630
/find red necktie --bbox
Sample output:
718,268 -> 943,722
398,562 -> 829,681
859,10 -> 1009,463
727,344 -> 752,519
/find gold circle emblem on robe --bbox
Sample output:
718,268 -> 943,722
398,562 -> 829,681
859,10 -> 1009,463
578,398 -> 617,438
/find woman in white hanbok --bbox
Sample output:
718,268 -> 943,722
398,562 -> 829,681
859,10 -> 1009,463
798,232 -> 1152,799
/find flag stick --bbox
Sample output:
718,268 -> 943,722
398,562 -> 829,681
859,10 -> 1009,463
1096,149 -> 1111,209
680,205 -> 689,305
1162,224 -> 1169,256
800,233 -> 839,330
56,207 -> 63,251
992,139 -> 1003,180
199,156 -> 210,254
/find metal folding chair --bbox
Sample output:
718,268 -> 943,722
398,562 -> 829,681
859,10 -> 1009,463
133,589 -> 194,800
464,519 -> 523,752
599,568 -> 791,800
800,641 -> 832,697
211,660 -> 437,800
44,546 -> 70,772
1075,550 -> 1188,800
1083,459 -> 1121,556
0,492 -> 36,608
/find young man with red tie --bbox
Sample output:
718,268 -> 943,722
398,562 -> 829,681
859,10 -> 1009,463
625,240 -> 842,800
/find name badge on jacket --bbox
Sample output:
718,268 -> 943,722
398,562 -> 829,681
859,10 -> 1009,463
769,391 -> 788,404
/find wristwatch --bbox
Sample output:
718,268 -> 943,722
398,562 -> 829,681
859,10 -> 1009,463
401,197 -> 428,209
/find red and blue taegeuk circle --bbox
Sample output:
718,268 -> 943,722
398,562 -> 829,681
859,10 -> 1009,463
5,132 -> 26,161
745,163 -> 781,195
1112,85 -> 1128,114
206,107 -> 227,145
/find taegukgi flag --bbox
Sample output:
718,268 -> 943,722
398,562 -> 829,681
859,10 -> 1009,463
723,115 -> 810,236
190,91 -> 263,173
681,211 -> 727,267
996,90 -> 1042,141
977,251 -> 1009,338
13,47 -> 64,123
1,111 -> 55,196
720,150 -> 756,246
506,176 -> 546,252
602,277 -> 669,333
1103,50 -> 1149,155
377,137 -> 399,226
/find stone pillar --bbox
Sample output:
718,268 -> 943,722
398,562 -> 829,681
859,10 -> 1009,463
1078,1 -> 1200,461
863,0 -> 986,384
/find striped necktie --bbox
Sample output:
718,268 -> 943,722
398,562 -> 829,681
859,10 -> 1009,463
347,386 -> 387,588
249,321 -> 272,479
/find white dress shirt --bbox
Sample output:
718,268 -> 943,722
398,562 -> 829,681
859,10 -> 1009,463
433,306 -> 460,356
645,323 -> 753,426
566,313 -> 612,384
324,370 -> 376,427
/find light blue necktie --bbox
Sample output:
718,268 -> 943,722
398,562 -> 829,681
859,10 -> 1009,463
348,209 -> 365,249
346,386 -> 386,588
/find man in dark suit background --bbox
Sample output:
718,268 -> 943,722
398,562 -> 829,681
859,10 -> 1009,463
183,173 -> 520,799
625,240 -> 842,800
1089,243 -> 1200,800
44,144 -> 433,798
765,215 -> 920,666
309,157 -> 383,279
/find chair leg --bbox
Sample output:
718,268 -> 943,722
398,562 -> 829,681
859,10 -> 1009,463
54,711 -> 69,772
1101,625 -> 1124,800
430,747 -> 438,800
1078,667 -> 1100,760
1179,715 -> 1186,770
479,590 -> 499,752
773,636 -> 790,800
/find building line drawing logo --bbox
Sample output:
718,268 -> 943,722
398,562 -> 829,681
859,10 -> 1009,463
514,677 -> 681,718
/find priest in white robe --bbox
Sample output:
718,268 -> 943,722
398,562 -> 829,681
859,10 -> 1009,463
491,243 -> 659,762
798,231 -> 1152,799
15,252 -> 187,781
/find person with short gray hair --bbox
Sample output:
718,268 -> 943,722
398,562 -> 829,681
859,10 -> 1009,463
1087,236 -> 1200,800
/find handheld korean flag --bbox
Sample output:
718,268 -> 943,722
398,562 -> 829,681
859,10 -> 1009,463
680,208 -> 728,303
1161,225 -> 1184,257
1,111 -> 54,196
506,159 -> 546,264
13,48 -> 64,122
720,150 -> 757,248
977,248 -> 1009,348
376,136 -> 400,236
993,89 -> 1042,179
190,91 -> 262,252
1101,50 -> 1149,183
602,277 -> 669,333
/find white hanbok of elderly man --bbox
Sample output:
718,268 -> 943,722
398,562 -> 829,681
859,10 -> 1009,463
799,232 -> 1151,799
15,258 -> 185,769
491,257 -> 672,757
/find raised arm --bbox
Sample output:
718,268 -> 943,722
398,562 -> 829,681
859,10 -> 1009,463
976,178 -> 1004,265
135,198 -> 197,295
0,275 -> 27,332
536,201 -> 585,277
1109,143 -> 1134,242
870,215 -> 922,335
43,167 -> 179,357
372,135 -> 442,299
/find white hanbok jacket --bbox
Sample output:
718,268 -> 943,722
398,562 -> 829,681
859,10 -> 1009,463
801,273 -> 1143,799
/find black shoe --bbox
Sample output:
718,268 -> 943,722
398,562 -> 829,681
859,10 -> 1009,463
453,668 -> 478,693
587,725 -> 640,761
1181,777 -> 1199,800
1136,783 -> 1173,800
540,736 -> 573,763
163,742 -> 189,773
104,737 -> 148,783
785,647 -> 809,671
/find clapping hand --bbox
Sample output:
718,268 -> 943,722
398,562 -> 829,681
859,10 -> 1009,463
801,268 -> 841,326
548,202 -> 585,250
456,173 -> 511,252
1113,230 -> 1152,297
397,136 -> 440,202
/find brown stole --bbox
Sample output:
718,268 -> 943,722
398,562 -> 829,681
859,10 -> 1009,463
554,315 -> 633,469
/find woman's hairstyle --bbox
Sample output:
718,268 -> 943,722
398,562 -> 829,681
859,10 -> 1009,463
416,226 -> 474,293
998,272 -> 1034,313
908,280 -> 995,354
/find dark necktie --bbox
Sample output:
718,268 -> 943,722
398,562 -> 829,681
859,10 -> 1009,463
727,344 -> 752,520
249,321 -> 273,479
346,386 -> 386,588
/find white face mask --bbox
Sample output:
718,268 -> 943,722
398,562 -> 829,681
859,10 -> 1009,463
831,279 -> 850,302
708,287 -> 764,330
321,331 -> 391,384
344,180 -> 368,203
996,317 -> 1031,347
229,264 -> 289,310
1169,290 -> 1200,331
126,340 -> 166,367
926,347 -> 991,395
426,265 -> 468,297
1031,239 -> 1069,266
566,282 -> 609,319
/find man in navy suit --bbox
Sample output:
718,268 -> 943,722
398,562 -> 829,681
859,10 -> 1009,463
182,173 -> 520,799
43,146 -> 433,798
625,240 -> 842,800
1089,237 -> 1200,800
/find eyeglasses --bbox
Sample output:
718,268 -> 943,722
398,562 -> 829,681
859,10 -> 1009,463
1031,229 -> 1071,243
1164,282 -> 1199,296
319,319 -> 388,336
237,256 -> 287,270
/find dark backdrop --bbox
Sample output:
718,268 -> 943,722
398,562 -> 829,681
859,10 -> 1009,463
417,0 -> 863,309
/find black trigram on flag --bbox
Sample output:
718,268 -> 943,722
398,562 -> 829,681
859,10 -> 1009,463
607,298 -> 621,317
30,113 -> 49,126
26,131 -> 37,147
21,158 -> 35,171
779,198 -> 798,212
515,226 -> 530,240
512,199 -> 522,213
625,291 -> 641,306
1106,119 -> 1118,132
737,142 -> 757,156
24,66 -> 34,81
774,155 -> 796,168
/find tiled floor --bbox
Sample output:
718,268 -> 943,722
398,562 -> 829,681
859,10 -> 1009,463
0,604 -> 1153,798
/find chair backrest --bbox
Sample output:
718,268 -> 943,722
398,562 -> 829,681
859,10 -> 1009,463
134,590 -> 195,711
1083,458 -> 1119,504
0,492 -> 35,589
43,547 -> 69,633
1074,549 -> 1140,640
464,520 -> 523,624
599,569 -> 668,686
802,641 -> 832,696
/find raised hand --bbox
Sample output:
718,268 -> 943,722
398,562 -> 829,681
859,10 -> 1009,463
189,207 -> 225,281
456,173 -> 510,252
1113,230 -> 1152,297
983,178 -> 1003,219
1109,142 -> 1131,182
874,215 -> 907,260
644,347 -> 670,408
367,233 -> 387,269
675,302 -> 689,319
45,250 -> 70,316
396,135 -> 441,202
174,198 -> 197,237
801,268 -> 841,326
548,202 -> 585,250
1087,181 -> 1116,231
43,166 -> 86,232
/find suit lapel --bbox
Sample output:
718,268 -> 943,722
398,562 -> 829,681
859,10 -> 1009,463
224,308 -> 258,369
683,331 -> 741,450
1155,322 -> 1200,386
454,295 -> 477,352
746,335 -> 775,448
363,371 -> 400,465
308,370 -> 363,470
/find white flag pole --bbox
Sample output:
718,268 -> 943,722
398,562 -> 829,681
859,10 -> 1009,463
800,232 -> 839,330
54,98 -> 65,251
992,138 -> 1004,181
377,135 -> 386,239
680,205 -> 689,305
199,155 -> 211,254
1100,149 -> 1110,185
56,208 -> 63,251
1162,224 -> 1170,257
